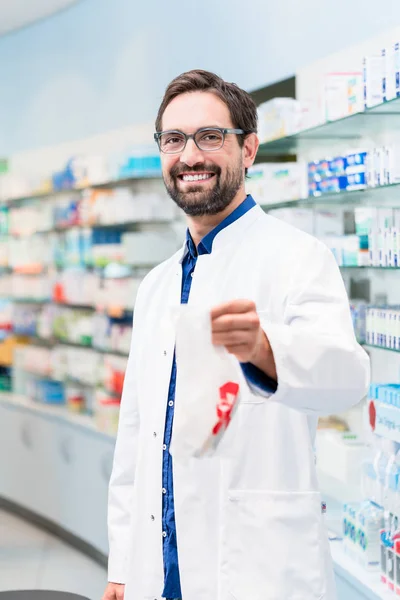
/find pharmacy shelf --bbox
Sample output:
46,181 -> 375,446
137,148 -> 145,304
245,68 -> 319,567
8,218 -> 174,238
363,344 -> 400,353
260,182 -> 400,211
4,171 -> 162,204
331,540 -> 394,600
257,95 -> 400,157
5,262 -> 155,275
340,265 -> 400,270
10,298 -> 134,315
20,368 -> 98,389
0,391 -> 115,440
11,298 -> 95,309
27,335 -> 129,358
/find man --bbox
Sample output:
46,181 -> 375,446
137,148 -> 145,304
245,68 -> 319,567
103,70 -> 370,600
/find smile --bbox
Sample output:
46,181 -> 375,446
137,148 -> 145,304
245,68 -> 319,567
178,173 -> 215,182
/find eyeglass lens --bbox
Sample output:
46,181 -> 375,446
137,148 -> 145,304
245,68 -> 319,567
159,129 -> 224,153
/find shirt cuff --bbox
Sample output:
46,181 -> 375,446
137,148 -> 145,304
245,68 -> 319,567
240,362 -> 278,395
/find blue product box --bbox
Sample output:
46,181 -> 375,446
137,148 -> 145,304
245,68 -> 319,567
308,181 -> 320,197
308,161 -> 319,181
345,151 -> 368,173
346,172 -> 367,191
329,156 -> 346,177
317,159 -> 331,179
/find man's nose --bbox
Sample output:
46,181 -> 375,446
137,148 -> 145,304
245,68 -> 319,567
179,138 -> 204,167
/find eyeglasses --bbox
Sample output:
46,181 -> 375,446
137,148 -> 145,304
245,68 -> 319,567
154,127 -> 250,154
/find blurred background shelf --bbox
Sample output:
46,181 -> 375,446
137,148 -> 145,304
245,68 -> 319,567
258,96 -> 400,157
5,172 -> 163,204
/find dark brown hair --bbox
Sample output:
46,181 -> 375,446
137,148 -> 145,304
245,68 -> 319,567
155,69 -> 258,147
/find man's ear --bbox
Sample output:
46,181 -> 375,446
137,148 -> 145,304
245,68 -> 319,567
243,133 -> 259,170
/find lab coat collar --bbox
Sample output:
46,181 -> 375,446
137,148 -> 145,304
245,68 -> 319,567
178,200 -> 263,264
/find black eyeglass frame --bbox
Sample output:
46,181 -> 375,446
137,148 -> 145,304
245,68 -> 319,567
153,127 -> 252,154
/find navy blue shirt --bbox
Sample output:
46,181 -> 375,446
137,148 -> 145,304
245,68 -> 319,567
161,195 -> 277,599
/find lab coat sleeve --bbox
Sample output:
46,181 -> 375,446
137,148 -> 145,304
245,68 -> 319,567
260,240 -> 370,415
107,313 -> 141,583
240,362 -> 278,395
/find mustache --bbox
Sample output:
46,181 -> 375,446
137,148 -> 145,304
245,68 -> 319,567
170,163 -> 221,178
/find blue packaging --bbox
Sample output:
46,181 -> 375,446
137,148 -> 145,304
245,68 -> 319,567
308,181 -> 319,197
396,43 -> 400,98
346,151 -> 368,173
308,161 -> 319,182
329,156 -> 346,177
346,172 -> 367,191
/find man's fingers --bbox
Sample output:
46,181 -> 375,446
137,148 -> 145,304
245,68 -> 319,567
210,299 -> 256,320
102,584 -> 125,600
212,331 -> 250,346
225,343 -> 249,358
212,313 -> 258,332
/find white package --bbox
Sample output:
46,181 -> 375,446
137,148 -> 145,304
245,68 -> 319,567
122,231 -> 179,266
246,162 -> 307,205
323,72 -> 363,121
382,48 -> 397,102
257,98 -> 302,143
171,306 -> 242,462
363,55 -> 384,108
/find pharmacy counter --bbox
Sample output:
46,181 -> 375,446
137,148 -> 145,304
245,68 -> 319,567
332,541 -> 393,600
0,394 -> 115,562
0,394 -> 392,598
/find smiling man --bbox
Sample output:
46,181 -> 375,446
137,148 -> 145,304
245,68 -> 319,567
103,70 -> 370,600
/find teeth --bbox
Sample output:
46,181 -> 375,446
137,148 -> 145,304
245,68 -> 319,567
182,174 -> 212,182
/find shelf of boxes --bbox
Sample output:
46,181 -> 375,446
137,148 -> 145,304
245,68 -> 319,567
257,95 -> 400,158
254,50 -> 400,598
0,155 -> 185,434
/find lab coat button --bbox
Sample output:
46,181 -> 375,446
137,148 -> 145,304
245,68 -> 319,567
163,350 -> 167,356
151,515 -> 155,521
153,432 -> 157,438
162,488 -> 166,494
168,400 -> 174,407
163,444 -> 167,451
162,531 -> 167,538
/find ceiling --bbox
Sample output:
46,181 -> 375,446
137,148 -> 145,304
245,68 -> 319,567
0,0 -> 80,36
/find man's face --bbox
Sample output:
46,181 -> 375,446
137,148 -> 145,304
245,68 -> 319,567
159,91 -> 245,217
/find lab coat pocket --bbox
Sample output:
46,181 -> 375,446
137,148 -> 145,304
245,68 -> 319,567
224,489 -> 326,600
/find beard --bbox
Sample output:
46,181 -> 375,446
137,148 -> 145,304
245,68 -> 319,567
163,160 -> 243,217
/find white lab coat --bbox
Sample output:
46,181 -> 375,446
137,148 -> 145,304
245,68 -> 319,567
108,204 -> 370,600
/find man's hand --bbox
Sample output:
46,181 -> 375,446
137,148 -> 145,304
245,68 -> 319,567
102,583 -> 125,600
211,299 -> 277,381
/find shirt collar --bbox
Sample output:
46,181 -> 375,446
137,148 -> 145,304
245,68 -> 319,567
184,195 -> 257,259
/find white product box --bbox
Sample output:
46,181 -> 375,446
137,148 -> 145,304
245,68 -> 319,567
247,162 -> 308,205
257,98 -> 302,143
267,208 -> 314,235
385,145 -> 400,184
323,72 -> 363,121
382,48 -> 397,102
316,430 -> 367,486
122,231 -> 179,266
395,42 -> 400,98
314,209 -> 344,237
363,55 -> 384,108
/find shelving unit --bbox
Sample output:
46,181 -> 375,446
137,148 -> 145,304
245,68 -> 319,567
261,181 -> 400,211
5,171 -> 163,205
256,92 -> 400,600
257,95 -> 400,157
0,162 -> 178,432
340,266 -> 400,270
27,334 -> 130,357
363,344 -> 400,353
